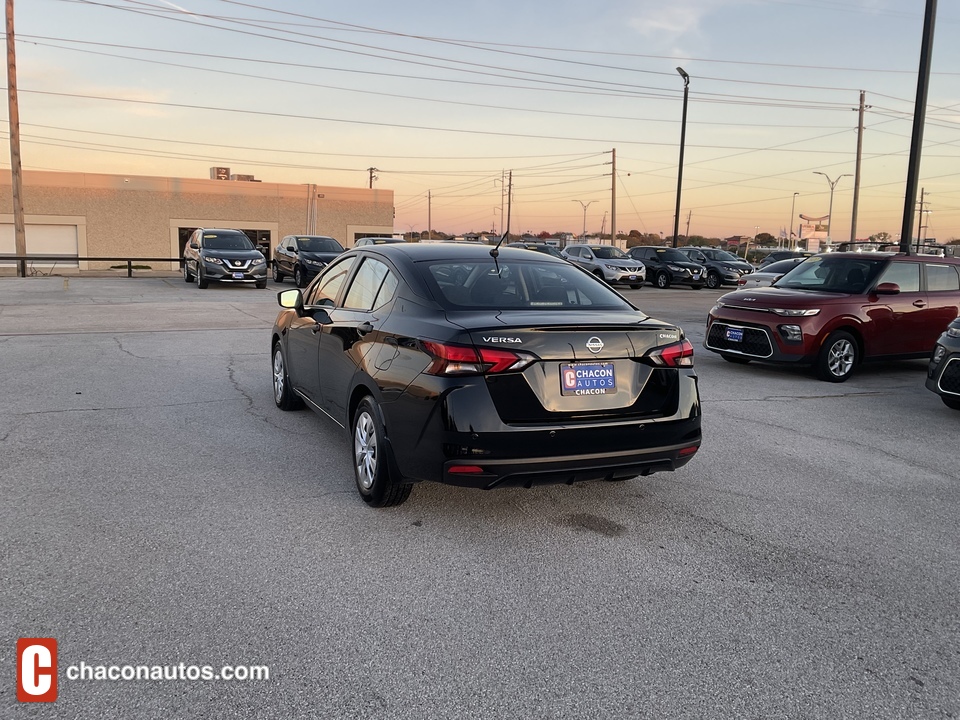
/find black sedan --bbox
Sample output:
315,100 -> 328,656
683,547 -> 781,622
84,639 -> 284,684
273,235 -> 345,288
926,317 -> 960,410
270,243 -> 701,507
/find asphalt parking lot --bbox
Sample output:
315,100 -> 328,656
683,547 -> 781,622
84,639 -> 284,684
2,276 -> 958,719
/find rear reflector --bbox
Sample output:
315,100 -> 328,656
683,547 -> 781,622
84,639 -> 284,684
448,465 -> 485,474
678,445 -> 699,457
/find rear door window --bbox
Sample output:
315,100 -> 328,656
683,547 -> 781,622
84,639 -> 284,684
926,264 -> 960,292
343,258 -> 391,311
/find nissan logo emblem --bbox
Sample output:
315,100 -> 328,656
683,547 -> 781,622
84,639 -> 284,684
233,260 -> 242,266
586,337 -> 604,354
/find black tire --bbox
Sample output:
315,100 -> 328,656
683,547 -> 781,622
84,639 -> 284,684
294,265 -> 307,288
630,284 -> 642,290
255,280 -> 267,289
706,271 -> 722,289
183,262 -> 193,283
722,353 -> 751,365
593,270 -> 605,283
815,330 -> 858,382
941,395 -> 960,410
352,396 -> 412,508
655,272 -> 671,289
272,342 -> 303,411
272,262 -> 284,283
196,266 -> 208,289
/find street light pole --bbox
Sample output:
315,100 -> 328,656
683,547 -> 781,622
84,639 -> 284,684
813,172 -> 852,247
789,192 -> 799,250
572,199 -> 596,241
672,67 -> 690,248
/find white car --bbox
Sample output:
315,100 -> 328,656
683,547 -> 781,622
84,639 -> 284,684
736,257 -> 807,288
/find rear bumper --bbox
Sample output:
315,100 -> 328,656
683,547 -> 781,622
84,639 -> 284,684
439,417 -> 701,489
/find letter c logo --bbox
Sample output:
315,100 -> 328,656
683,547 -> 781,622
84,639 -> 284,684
17,638 -> 58,702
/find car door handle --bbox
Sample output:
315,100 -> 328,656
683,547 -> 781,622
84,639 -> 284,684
357,321 -> 374,336
913,300 -> 927,308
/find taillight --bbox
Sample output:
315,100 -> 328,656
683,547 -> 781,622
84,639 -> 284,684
421,341 -> 537,376
646,339 -> 694,367
737,277 -> 747,285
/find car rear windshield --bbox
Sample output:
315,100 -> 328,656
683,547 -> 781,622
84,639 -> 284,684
204,233 -> 255,250
711,250 -> 740,262
774,256 -> 886,293
763,258 -> 806,274
420,259 -> 635,310
298,237 -> 344,252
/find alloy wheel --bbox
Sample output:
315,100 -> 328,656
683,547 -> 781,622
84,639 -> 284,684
273,349 -> 285,404
827,338 -> 855,378
354,411 -> 378,491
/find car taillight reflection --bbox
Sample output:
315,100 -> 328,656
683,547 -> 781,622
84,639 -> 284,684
646,339 -> 695,367
421,341 -> 537,376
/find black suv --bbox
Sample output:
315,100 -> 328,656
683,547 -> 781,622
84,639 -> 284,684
926,317 -> 960,410
627,247 -> 706,289
678,246 -> 753,289
273,235 -> 345,288
182,228 -> 267,289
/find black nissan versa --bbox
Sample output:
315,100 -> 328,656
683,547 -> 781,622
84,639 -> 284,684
271,243 -> 701,507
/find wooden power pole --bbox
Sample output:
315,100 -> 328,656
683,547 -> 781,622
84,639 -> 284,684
6,0 -> 26,275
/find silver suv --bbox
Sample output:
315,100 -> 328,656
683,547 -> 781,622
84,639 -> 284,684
562,244 -> 646,288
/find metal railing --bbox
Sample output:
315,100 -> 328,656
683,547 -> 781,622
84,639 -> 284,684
0,255 -> 185,278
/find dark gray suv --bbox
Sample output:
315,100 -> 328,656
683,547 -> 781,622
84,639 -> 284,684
678,247 -> 753,289
183,228 -> 267,289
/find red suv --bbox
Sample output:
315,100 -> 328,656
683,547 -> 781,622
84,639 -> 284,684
704,252 -> 960,382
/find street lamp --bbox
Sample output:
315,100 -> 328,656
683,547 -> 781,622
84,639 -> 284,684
813,171 -> 852,247
572,199 -> 596,241
789,192 -> 799,250
672,67 -> 690,248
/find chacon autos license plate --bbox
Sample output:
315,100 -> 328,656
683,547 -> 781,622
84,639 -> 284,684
725,327 -> 744,343
560,362 -> 616,396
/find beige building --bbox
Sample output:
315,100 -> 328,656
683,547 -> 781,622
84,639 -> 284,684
0,169 -> 394,271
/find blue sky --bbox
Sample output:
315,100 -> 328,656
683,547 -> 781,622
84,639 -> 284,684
8,0 -> 960,241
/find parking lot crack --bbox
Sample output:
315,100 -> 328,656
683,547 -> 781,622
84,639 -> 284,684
229,304 -> 272,325
112,336 -> 147,359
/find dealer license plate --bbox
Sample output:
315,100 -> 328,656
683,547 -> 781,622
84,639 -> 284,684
560,362 -> 616,396
725,327 -> 744,343
232,272 -> 244,279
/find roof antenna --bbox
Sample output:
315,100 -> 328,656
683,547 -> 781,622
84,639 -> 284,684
489,170 -> 513,261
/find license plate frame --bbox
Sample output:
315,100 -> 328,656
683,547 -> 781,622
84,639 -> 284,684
232,272 -> 244,279
725,327 -> 744,343
560,362 -> 616,396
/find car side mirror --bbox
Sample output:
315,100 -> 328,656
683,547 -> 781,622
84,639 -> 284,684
277,288 -> 303,312
874,282 -> 900,295
189,241 -> 199,249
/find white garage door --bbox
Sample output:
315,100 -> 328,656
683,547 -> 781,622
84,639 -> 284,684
0,223 -> 79,268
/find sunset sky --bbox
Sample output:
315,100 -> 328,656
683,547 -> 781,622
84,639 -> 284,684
7,0 -> 960,241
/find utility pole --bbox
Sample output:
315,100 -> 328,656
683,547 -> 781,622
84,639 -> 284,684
427,190 -> 431,241
6,0 -> 26,275
850,91 -> 868,245
685,210 -> 692,240
789,192 -> 799,250
505,171 -> 512,238
367,167 -> 378,189
900,0 -> 937,255
916,187 -> 927,253
610,148 -> 617,249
